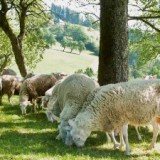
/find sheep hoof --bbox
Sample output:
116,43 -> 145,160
138,136 -> 142,141
124,151 -> 130,156
147,145 -> 154,150
114,143 -> 120,150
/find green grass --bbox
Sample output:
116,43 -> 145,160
12,45 -> 98,75
1,96 -> 160,160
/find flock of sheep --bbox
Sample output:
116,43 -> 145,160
0,68 -> 160,156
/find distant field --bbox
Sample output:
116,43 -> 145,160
12,45 -> 98,75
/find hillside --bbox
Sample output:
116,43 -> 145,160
11,44 -> 98,75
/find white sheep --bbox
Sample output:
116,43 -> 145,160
135,74 -> 158,141
46,73 -> 99,142
67,79 -> 160,155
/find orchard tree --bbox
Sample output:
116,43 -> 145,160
60,36 -> 69,51
68,40 -> 78,53
77,41 -> 86,54
0,0 -> 51,77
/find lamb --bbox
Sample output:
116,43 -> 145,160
46,73 -> 99,141
19,73 -> 59,114
67,79 -> 160,155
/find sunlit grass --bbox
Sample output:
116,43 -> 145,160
0,95 -> 160,160
12,45 -> 98,75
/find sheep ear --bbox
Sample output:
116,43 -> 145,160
68,119 -> 75,127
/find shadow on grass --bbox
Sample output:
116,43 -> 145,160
0,130 -> 127,159
1,104 -> 21,115
1,128 -> 159,159
1,97 -> 160,159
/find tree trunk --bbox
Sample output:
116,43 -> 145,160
0,1 -> 27,77
98,0 -> 129,86
11,38 -> 27,77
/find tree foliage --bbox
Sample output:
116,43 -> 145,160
51,3 -> 99,29
0,0 -> 52,76
51,23 -> 98,54
0,30 -> 13,73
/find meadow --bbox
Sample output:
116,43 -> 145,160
2,46 -> 160,160
11,44 -> 98,75
1,95 -> 160,160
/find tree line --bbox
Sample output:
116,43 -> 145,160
51,3 -> 99,29
50,24 -> 99,54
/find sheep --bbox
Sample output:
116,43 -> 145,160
67,79 -> 160,156
0,75 -> 22,105
19,73 -> 62,114
1,68 -> 17,76
46,73 -> 99,141
42,74 -> 68,109
143,75 -> 157,80
134,74 -> 158,141
42,86 -> 56,109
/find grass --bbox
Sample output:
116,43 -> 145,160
1,96 -> 160,160
11,44 -> 98,75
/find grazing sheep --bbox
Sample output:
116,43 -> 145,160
143,75 -> 157,80
52,72 -> 68,81
0,75 -> 22,105
135,75 -> 158,141
67,79 -> 160,155
42,86 -> 55,109
19,73 -> 60,114
42,74 -> 68,109
46,74 -> 99,141
1,68 -> 17,76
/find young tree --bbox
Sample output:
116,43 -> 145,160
60,37 -> 69,51
68,41 -> 78,53
77,41 -> 86,54
98,0 -> 129,85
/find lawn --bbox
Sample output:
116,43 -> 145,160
11,45 -> 98,75
1,96 -> 160,160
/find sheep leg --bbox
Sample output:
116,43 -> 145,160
148,121 -> 159,149
31,99 -> 37,113
8,93 -> 13,105
135,126 -> 142,140
122,124 -> 130,156
106,133 -> 111,143
119,128 -> 125,150
110,131 -> 120,149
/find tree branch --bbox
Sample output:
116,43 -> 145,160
0,53 -> 12,72
128,16 -> 160,33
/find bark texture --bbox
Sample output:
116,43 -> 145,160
0,0 -> 28,77
98,0 -> 129,85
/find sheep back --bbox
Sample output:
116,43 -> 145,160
52,74 -> 99,120
19,74 -> 57,103
74,79 -> 160,132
